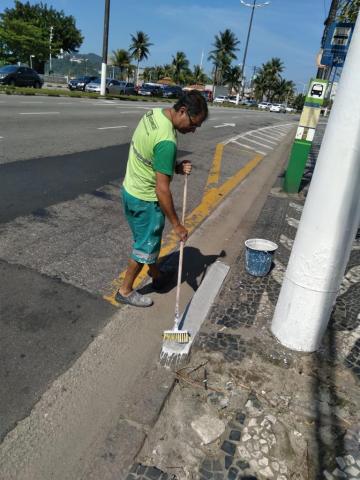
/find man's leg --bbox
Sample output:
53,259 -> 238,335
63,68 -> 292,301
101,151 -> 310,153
118,258 -> 143,296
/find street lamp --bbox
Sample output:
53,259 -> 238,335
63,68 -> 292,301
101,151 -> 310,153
240,0 -> 270,98
29,55 -> 35,69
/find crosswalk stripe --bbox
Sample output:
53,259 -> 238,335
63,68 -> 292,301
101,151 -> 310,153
242,136 -> 274,149
233,140 -> 266,156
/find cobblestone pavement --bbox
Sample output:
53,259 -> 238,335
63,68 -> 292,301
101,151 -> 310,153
127,122 -> 360,479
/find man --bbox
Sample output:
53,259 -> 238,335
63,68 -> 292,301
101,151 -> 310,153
116,90 -> 208,307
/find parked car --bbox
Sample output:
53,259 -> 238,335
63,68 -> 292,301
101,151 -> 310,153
0,64 -> 43,88
138,83 -> 163,97
213,95 -> 230,104
270,103 -> 286,113
84,78 -> 112,93
68,76 -> 98,91
228,95 -> 239,104
161,85 -> 183,98
106,80 -> 136,95
242,99 -> 258,107
258,102 -> 272,110
285,106 -> 296,113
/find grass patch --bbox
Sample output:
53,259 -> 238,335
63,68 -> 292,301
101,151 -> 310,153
0,85 -> 173,103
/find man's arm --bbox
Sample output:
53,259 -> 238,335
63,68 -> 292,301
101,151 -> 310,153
155,172 -> 188,241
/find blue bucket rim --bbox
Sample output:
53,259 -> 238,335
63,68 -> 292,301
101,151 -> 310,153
245,238 -> 278,252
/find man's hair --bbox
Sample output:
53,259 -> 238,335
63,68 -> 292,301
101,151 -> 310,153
174,90 -> 208,120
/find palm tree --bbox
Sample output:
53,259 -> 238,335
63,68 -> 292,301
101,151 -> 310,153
191,65 -> 207,85
171,51 -> 189,84
273,79 -> 295,103
111,49 -> 130,80
129,31 -> 153,85
253,57 -> 285,101
223,65 -> 242,94
208,29 -> 240,91
163,64 -> 173,77
154,65 -> 165,81
142,67 -> 154,83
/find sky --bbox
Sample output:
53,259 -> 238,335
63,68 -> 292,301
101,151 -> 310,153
1,0 -> 331,91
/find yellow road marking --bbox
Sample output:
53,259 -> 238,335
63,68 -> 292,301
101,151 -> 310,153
204,143 -> 224,192
104,151 -> 264,306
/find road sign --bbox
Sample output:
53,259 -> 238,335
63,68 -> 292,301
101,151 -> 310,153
305,79 -> 328,106
321,22 -> 354,67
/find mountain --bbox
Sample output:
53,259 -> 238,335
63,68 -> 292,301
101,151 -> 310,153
48,52 -> 102,77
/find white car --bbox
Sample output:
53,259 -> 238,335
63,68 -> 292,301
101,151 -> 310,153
270,103 -> 286,113
213,95 -> 229,104
285,106 -> 296,113
258,102 -> 272,110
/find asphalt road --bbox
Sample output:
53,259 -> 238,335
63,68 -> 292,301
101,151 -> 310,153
0,94 -> 298,442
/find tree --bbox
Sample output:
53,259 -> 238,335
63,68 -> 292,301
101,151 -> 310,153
253,57 -> 285,101
0,1 -> 83,73
111,49 -> 131,80
129,31 -> 152,85
208,29 -> 240,89
292,94 -> 305,111
273,78 -> 295,103
190,65 -> 208,85
223,65 -> 242,94
142,66 -> 154,82
171,51 -> 189,84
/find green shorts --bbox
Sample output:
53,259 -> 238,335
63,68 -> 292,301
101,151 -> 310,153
122,187 -> 165,264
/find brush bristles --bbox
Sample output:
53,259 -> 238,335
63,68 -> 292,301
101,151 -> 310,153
162,331 -> 190,343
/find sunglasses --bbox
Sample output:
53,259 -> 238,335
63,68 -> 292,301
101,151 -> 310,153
185,109 -> 202,128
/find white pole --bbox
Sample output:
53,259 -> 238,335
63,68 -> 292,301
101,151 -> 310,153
200,50 -> 204,70
271,15 -> 360,352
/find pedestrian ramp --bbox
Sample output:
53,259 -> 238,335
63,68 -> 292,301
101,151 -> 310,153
224,123 -> 296,156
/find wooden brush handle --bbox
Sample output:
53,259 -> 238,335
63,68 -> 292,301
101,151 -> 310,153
174,174 -> 188,325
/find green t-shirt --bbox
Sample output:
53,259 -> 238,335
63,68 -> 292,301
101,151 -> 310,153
123,108 -> 177,201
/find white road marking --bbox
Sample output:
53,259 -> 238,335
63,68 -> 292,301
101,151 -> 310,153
114,111 -> 137,114
214,123 -> 236,128
0,136 -> 3,139
233,140 -> 266,156
246,132 -> 277,145
97,125 -> 128,130
242,136 -> 273,149
259,130 -> 283,141
19,112 -> 60,115
224,122 -> 295,145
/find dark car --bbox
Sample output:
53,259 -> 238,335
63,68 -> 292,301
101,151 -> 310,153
138,84 -> 163,97
68,76 -> 98,91
162,85 -> 183,98
0,65 -> 43,88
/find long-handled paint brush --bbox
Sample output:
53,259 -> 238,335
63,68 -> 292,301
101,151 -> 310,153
162,174 -> 190,344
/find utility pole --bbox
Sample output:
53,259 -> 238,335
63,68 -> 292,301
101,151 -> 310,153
100,0 -> 111,96
317,0 -> 340,78
49,26 -> 54,75
239,0 -> 270,98
271,13 -> 360,352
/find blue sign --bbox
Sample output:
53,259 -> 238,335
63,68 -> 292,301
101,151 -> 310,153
321,22 -> 354,67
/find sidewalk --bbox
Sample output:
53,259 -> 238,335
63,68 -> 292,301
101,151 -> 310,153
126,124 -> 360,479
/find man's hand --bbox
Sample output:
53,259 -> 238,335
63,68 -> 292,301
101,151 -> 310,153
176,160 -> 192,175
174,223 -> 188,242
